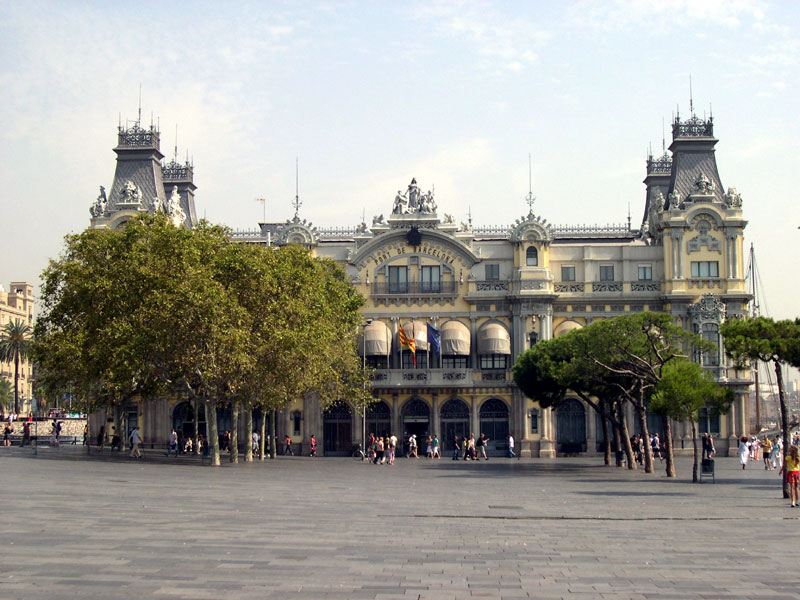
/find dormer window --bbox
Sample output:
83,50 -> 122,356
526,246 -> 538,266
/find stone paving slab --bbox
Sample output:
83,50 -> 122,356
0,445 -> 798,599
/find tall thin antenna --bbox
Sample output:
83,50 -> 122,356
292,157 -> 302,219
627,203 -> 631,231
255,197 -> 266,223
174,125 -> 178,161
468,205 -> 473,228
361,208 -> 366,224
661,118 -> 666,153
138,83 -> 142,124
689,75 -> 694,115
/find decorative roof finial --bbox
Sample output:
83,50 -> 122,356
292,157 -> 302,219
689,74 -> 694,115
137,83 -> 142,125
174,125 -> 178,162
525,154 -> 536,215
662,118 -> 666,154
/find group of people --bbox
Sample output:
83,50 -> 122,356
738,434 -> 784,471
629,433 -> 665,464
451,433 -> 492,460
366,432 -> 398,464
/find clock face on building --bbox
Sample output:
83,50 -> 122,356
406,226 -> 422,247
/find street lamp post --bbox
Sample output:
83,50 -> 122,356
361,318 -> 373,460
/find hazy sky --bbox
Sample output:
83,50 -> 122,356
1,1 -> 798,320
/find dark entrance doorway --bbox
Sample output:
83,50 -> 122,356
323,403 -> 352,455
440,398 -> 470,453
556,398 -> 586,453
402,398 -> 430,454
479,399 -> 509,457
365,400 -> 391,438
172,401 -> 205,439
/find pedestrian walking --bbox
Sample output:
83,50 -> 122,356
407,434 -> 418,458
762,436 -> 773,470
96,425 -> 105,452
432,435 -> 440,459
452,435 -> 461,460
507,434 -> 515,458
22,421 -> 30,447
284,435 -> 293,456
252,430 -> 260,455
309,434 -> 317,457
82,424 -> 89,446
780,445 -> 800,508
651,434 -> 662,463
2,421 -> 11,446
772,435 -> 783,470
166,428 -> 179,457
374,436 -> 385,464
738,435 -> 750,470
129,426 -> 143,458
388,433 -> 397,464
425,436 -> 433,458
477,433 -> 490,460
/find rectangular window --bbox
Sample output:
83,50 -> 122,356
529,409 -> 539,434
402,351 -> 428,369
366,356 -> 388,369
442,355 -> 468,369
421,265 -> 441,292
638,265 -> 653,281
485,264 -> 500,281
388,265 -> 408,292
599,265 -> 614,281
691,261 -> 719,278
480,355 -> 508,370
561,266 -> 576,282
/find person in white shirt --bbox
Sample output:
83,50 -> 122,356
507,434 -> 515,458
129,427 -> 143,458
166,428 -> 178,457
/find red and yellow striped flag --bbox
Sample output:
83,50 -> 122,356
399,322 -> 416,366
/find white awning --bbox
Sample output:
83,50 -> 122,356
358,320 -> 391,356
441,320 -> 471,356
477,322 -> 511,355
401,320 -> 429,351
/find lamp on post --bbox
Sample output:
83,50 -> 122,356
361,318 -> 373,459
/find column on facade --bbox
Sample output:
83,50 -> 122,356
469,316 -> 478,371
432,392 -> 440,438
511,304 -> 526,357
391,394 -> 400,440
470,395 -> 479,437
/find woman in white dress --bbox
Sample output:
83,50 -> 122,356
738,435 -> 750,470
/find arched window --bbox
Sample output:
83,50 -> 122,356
526,246 -> 538,266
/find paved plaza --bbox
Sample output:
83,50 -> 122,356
0,445 -> 797,599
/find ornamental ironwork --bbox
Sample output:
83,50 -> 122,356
402,398 -> 430,417
372,281 -> 457,295
647,153 -> 672,174
479,398 -> 509,417
554,283 -> 584,293
118,123 -> 159,148
481,372 -> 506,381
162,160 -> 193,181
672,115 -> 713,138
441,399 -> 470,418
442,371 -> 468,381
631,283 -> 661,292
592,283 -> 622,293
476,281 -> 509,292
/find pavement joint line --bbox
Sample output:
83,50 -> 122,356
400,513 -> 797,522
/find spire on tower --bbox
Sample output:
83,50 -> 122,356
292,157 -> 302,219
525,154 -> 536,214
689,75 -> 694,115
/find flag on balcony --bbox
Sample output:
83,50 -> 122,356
427,323 -> 440,355
398,322 -> 416,366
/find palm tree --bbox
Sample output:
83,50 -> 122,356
0,319 -> 32,415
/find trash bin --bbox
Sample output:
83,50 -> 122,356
700,458 -> 715,483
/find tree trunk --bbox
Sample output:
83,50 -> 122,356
634,399 -> 654,474
269,409 -> 277,459
230,402 -> 239,464
775,361 -> 790,498
259,409 -> 267,461
192,397 -> 199,454
691,421 -> 699,483
13,353 -> 20,415
114,405 -> 125,452
205,400 -> 220,466
663,414 -> 676,478
612,417 -> 622,467
600,403 -> 611,466
244,404 -> 253,462
617,402 -> 636,470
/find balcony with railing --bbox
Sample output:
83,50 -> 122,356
371,281 -> 458,296
370,368 -> 511,387
553,281 -> 662,295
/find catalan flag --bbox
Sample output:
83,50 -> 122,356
399,322 -> 416,366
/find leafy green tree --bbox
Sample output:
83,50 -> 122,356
0,377 -> 12,413
650,359 -> 734,480
721,317 -> 800,496
514,335 -> 636,469
0,319 -> 32,415
564,312 -> 712,474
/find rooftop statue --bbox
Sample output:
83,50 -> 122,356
392,190 -> 407,214
119,180 -> 143,206
167,186 -> 186,227
90,185 -> 108,217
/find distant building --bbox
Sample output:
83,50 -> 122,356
90,108 -> 752,456
0,281 -> 35,415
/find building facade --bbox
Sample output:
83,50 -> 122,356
91,110 -> 751,456
1,281 -> 35,415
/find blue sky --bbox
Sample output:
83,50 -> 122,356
0,0 -> 798,320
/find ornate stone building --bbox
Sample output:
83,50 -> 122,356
92,110 -> 751,456
0,281 -> 35,415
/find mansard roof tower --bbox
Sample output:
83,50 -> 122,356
89,110 -> 197,231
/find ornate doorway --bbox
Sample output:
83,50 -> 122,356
479,399 -> 509,457
440,399 -> 470,452
365,400 -> 391,438
402,398 -> 430,453
556,398 -> 586,453
323,403 -> 352,455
